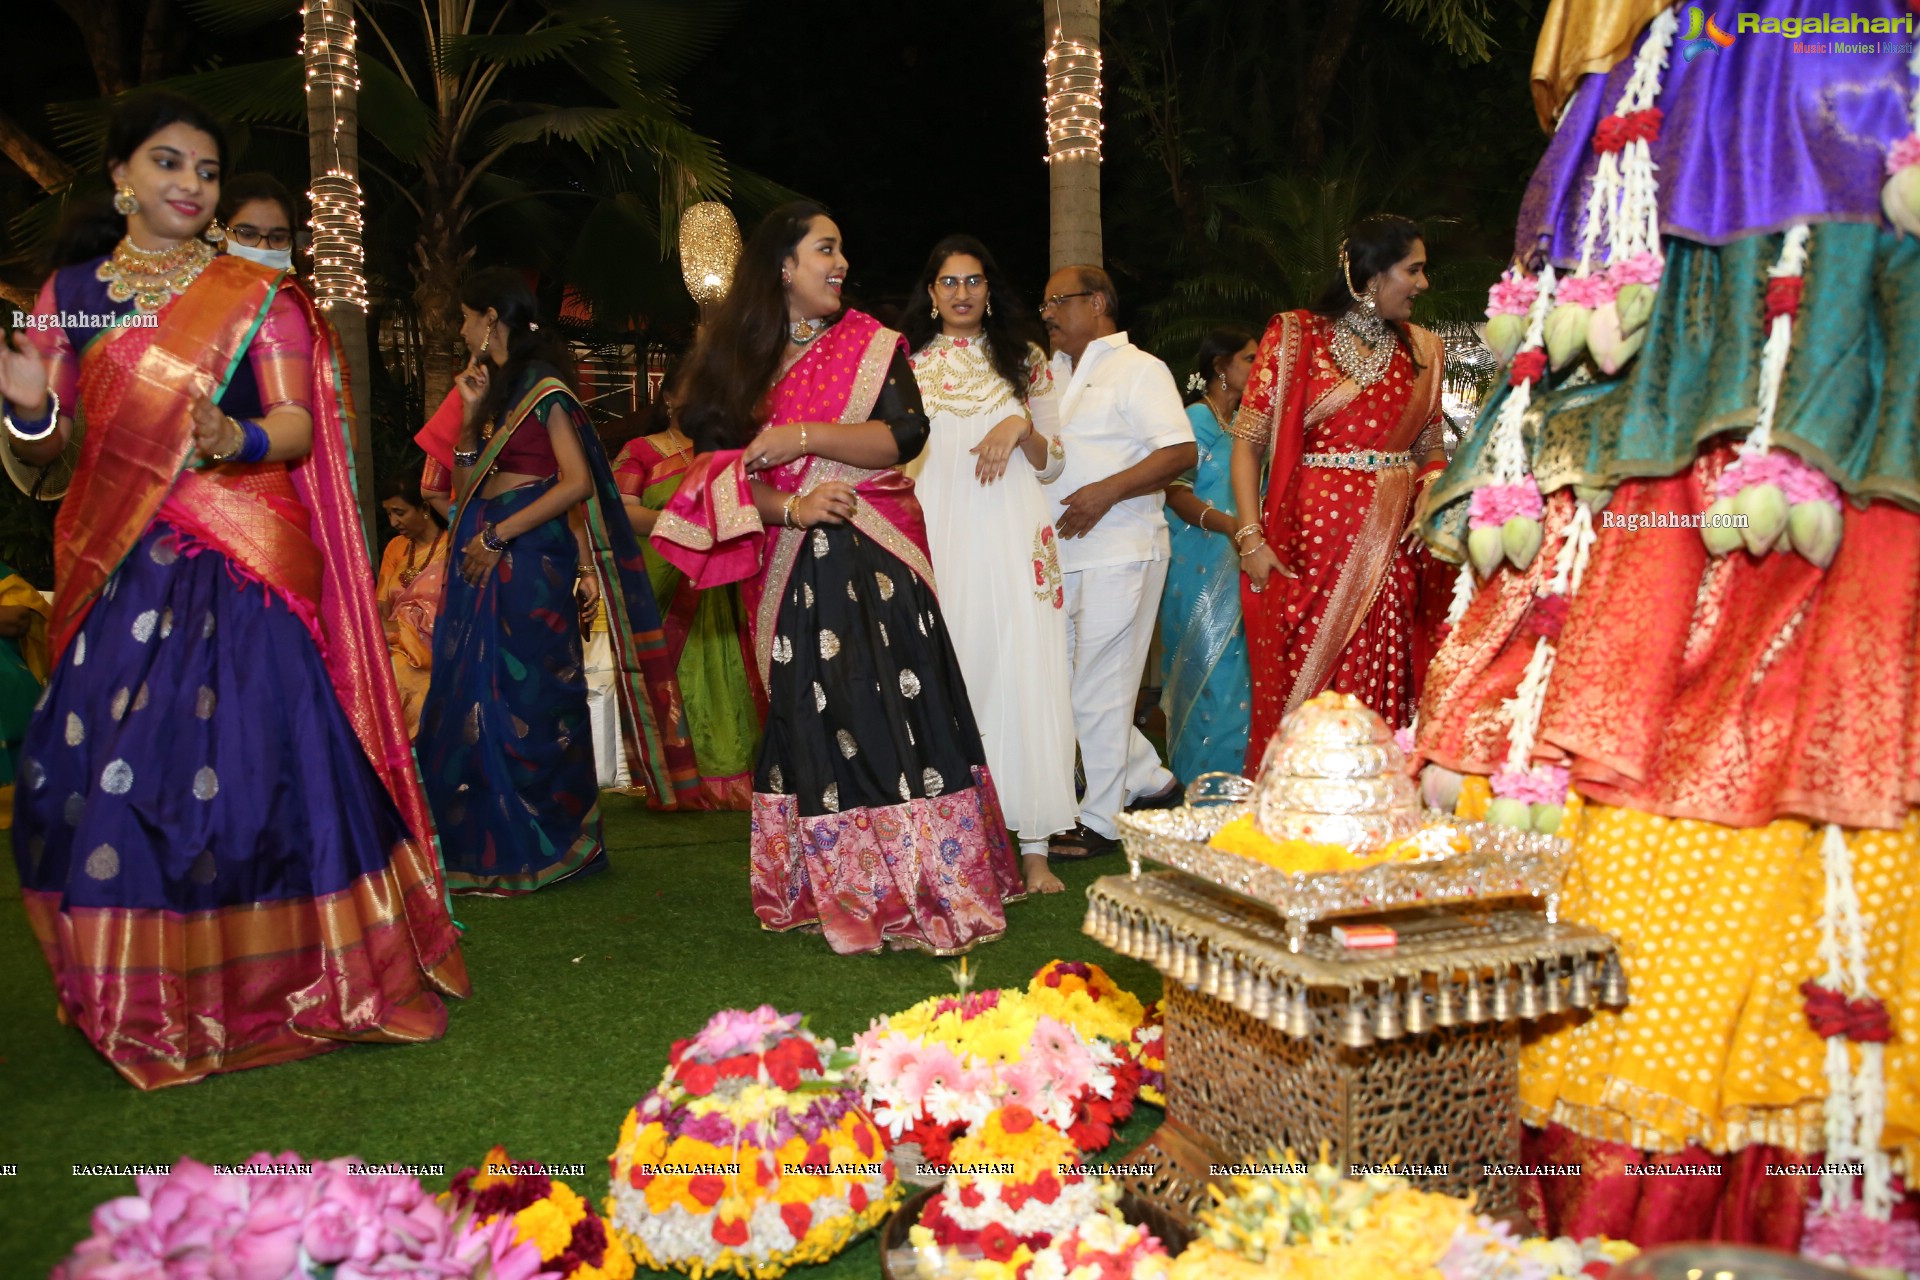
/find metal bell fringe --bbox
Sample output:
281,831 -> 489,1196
1598,953 -> 1629,1006
1434,978 -> 1459,1027
1491,972 -> 1515,1021
1404,983 -> 1432,1034
1253,975 -> 1275,1021
1517,968 -> 1542,1021
1543,961 -> 1567,1015
1463,973 -> 1487,1023
1569,960 -> 1594,1009
1340,995 -> 1375,1048
1372,984 -> 1403,1039
1202,952 -> 1222,997
1287,986 -> 1313,1039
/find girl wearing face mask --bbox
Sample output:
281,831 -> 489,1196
0,92 -> 468,1089
216,173 -> 299,274
656,201 -> 1025,956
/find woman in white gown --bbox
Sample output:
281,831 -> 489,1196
903,236 -> 1077,895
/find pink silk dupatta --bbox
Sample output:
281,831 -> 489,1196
654,310 -> 936,684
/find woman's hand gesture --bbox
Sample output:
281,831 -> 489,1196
1240,541 -> 1294,594
454,359 -> 490,419
970,414 -> 1031,484
743,424 -> 810,473
796,480 -> 858,526
459,534 -> 503,585
188,392 -> 240,465
0,330 -> 50,417
575,567 -> 601,625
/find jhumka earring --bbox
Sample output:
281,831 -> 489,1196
113,185 -> 139,216
203,220 -> 226,245
481,319 -> 496,358
985,299 -> 993,317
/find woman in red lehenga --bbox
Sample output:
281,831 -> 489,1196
1228,216 -> 1447,756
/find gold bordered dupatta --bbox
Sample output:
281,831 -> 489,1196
459,373 -> 698,805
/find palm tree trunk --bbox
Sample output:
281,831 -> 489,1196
304,0 -> 377,537
1293,0 -> 1373,169
1048,0 -> 1103,271
413,161 -> 472,413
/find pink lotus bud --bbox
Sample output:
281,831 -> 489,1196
1420,764 -> 1464,812
1468,526 -> 1505,578
1614,282 -> 1657,337
1585,300 -> 1647,375
1883,165 -> 1920,238
1701,497 -> 1744,556
1787,499 -> 1843,568
1484,314 -> 1528,363
1543,304 -> 1590,371
1732,482 -> 1789,555
1502,516 -> 1543,570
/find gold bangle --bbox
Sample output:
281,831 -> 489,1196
799,424 -> 809,456
1238,540 -> 1268,559
783,493 -> 802,528
1232,522 -> 1263,549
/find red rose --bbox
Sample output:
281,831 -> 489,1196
1583,1263 -> 1614,1279
688,1174 -> 726,1208
1846,996 -> 1893,1043
1800,980 -> 1851,1038
978,1223 -> 1019,1264
804,1141 -> 832,1170
711,1216 -> 749,1248
1508,349 -> 1547,387
849,1183 -> 869,1214
716,1053 -> 759,1080
677,1060 -> 719,1095
1764,276 -> 1805,324
1067,1118 -> 1112,1151
780,1201 -> 813,1241
999,1104 -> 1036,1134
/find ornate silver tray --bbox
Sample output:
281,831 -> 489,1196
1115,781 -> 1571,950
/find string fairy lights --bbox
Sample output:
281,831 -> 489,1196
1043,28 -> 1103,163
300,0 -> 368,311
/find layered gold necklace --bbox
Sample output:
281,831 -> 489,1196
97,236 -> 217,314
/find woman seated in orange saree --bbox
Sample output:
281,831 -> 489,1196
655,201 -> 1024,955
376,472 -> 449,737
0,93 -> 468,1089
1228,215 -> 1447,752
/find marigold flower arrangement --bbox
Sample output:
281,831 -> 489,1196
1207,815 -> 1469,873
449,1148 -> 634,1280
908,1105 -> 1107,1264
605,1005 -> 900,1279
854,967 -> 1148,1162
52,1151 -> 554,1280
1165,1153 -> 1636,1280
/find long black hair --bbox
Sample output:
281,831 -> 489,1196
380,466 -> 448,529
1310,214 -> 1426,364
1186,325 -> 1257,406
900,234 -> 1046,404
53,91 -> 232,267
458,267 -> 576,431
678,200 -> 835,453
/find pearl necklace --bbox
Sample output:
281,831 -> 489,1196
1328,306 -> 1396,390
97,236 -> 217,314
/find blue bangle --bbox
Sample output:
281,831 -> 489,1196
236,419 -> 271,464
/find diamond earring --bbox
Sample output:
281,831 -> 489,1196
113,185 -> 139,216
929,302 -> 938,319
985,299 -> 993,318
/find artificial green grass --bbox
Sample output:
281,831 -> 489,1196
0,799 -> 1166,1277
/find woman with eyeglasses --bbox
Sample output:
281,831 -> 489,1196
0,92 -> 468,1088
215,173 -> 299,273
1228,215 -> 1446,748
655,202 -> 1024,955
900,235 -> 1076,895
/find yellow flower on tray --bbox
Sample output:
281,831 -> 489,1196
1207,817 -> 1468,873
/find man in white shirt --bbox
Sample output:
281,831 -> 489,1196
1041,265 -> 1197,858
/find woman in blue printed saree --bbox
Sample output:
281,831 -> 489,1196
0,93 -> 468,1089
414,268 -> 696,893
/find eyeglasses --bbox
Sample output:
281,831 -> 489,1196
935,274 -> 986,291
1038,291 -> 1094,313
228,223 -> 294,250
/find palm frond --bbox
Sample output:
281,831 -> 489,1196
1382,0 -> 1499,61
441,20 -> 626,76
562,0 -> 743,82
359,57 -> 437,163
46,59 -> 306,158
177,0 -> 300,35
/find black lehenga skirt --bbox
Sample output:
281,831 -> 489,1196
748,523 -> 1023,954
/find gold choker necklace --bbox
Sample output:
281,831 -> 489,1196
790,317 -> 830,346
97,236 -> 217,314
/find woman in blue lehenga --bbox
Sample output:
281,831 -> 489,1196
416,269 -> 696,893
1159,326 -> 1258,782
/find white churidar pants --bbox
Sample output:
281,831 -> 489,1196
1062,559 -> 1174,839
